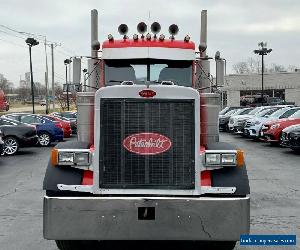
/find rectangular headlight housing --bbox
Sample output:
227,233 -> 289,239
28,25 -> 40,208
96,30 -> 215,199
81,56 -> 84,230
204,150 -> 244,168
221,154 -> 236,165
205,153 -> 221,165
51,149 -> 92,169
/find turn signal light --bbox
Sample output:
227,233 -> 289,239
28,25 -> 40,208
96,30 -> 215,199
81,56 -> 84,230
236,150 -> 245,167
51,148 -> 58,166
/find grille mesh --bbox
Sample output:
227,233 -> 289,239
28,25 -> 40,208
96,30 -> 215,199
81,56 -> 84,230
99,99 -> 195,189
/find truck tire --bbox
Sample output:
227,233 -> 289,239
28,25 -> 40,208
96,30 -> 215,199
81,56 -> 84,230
55,240 -> 101,250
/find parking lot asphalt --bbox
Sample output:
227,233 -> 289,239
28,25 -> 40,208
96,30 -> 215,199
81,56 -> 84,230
0,134 -> 299,250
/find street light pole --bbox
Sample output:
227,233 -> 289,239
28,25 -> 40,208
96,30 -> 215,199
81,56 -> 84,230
262,53 -> 264,106
28,45 -> 35,114
64,59 -> 71,111
254,42 -> 272,106
65,63 -> 69,111
26,38 -> 39,114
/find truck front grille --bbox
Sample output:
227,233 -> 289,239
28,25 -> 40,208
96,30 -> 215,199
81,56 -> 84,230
99,98 -> 195,189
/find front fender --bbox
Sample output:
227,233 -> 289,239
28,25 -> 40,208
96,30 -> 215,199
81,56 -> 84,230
206,142 -> 250,196
43,141 -> 90,192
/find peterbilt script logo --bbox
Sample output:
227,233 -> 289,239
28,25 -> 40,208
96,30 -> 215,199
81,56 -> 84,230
123,133 -> 172,155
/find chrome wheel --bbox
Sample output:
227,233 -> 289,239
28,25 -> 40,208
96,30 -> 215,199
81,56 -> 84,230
4,137 -> 19,155
38,133 -> 51,146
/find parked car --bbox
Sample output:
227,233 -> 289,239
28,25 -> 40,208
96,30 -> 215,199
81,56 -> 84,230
228,106 -> 272,133
51,112 -> 77,134
2,113 -> 63,146
40,99 -> 46,106
219,106 -> 240,116
280,124 -> 300,152
219,108 -> 252,131
229,105 -> 293,133
244,107 -> 300,138
51,111 -> 77,120
0,117 -> 38,155
261,110 -> 300,145
0,129 -> 4,155
40,115 -> 72,138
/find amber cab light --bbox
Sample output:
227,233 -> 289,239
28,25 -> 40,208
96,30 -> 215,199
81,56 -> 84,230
139,89 -> 156,98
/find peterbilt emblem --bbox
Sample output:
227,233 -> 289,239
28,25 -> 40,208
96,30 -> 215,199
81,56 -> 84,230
123,133 -> 172,155
139,89 -> 156,98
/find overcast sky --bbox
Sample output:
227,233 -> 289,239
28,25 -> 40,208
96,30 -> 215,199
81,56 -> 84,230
0,0 -> 300,87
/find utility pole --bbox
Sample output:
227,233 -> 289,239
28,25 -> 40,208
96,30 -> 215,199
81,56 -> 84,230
51,44 -> 55,111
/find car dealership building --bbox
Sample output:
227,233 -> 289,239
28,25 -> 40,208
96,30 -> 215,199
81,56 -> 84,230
222,71 -> 300,106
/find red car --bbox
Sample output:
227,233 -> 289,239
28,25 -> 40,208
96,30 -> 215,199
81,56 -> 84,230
41,115 -> 72,138
262,110 -> 300,145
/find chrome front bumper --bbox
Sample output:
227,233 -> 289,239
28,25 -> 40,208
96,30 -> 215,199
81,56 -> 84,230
44,195 -> 250,241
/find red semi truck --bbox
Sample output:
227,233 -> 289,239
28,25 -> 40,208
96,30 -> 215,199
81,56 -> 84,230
43,9 -> 250,250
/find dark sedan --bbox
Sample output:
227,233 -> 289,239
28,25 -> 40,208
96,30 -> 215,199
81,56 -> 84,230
0,117 -> 38,155
2,113 -> 63,147
281,124 -> 300,152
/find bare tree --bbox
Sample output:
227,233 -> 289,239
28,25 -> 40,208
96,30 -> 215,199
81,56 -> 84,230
0,75 -> 13,92
232,62 -> 250,74
287,65 -> 298,72
268,63 -> 286,73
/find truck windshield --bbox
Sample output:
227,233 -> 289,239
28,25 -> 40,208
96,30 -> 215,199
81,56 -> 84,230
104,59 -> 193,87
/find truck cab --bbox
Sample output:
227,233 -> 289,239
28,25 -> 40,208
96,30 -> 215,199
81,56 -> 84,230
43,11 -> 250,250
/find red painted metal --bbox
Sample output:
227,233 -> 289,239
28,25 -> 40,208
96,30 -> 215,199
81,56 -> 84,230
123,132 -> 172,155
201,170 -> 211,187
81,170 -> 93,185
103,39 -> 195,50
200,146 -> 206,154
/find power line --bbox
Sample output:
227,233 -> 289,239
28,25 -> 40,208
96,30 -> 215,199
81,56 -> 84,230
0,37 -> 25,48
0,29 -> 27,40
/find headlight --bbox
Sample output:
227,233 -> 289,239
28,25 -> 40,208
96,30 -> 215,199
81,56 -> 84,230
221,154 -> 236,164
74,152 -> 90,165
59,152 -> 74,163
204,150 -> 244,168
205,154 -> 221,165
271,124 -> 280,129
51,149 -> 92,169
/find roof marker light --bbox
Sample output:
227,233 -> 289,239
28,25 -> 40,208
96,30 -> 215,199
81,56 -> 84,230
108,34 -> 114,41
146,33 -> 151,40
159,34 -> 165,41
133,34 -> 138,40
184,35 -> 190,42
